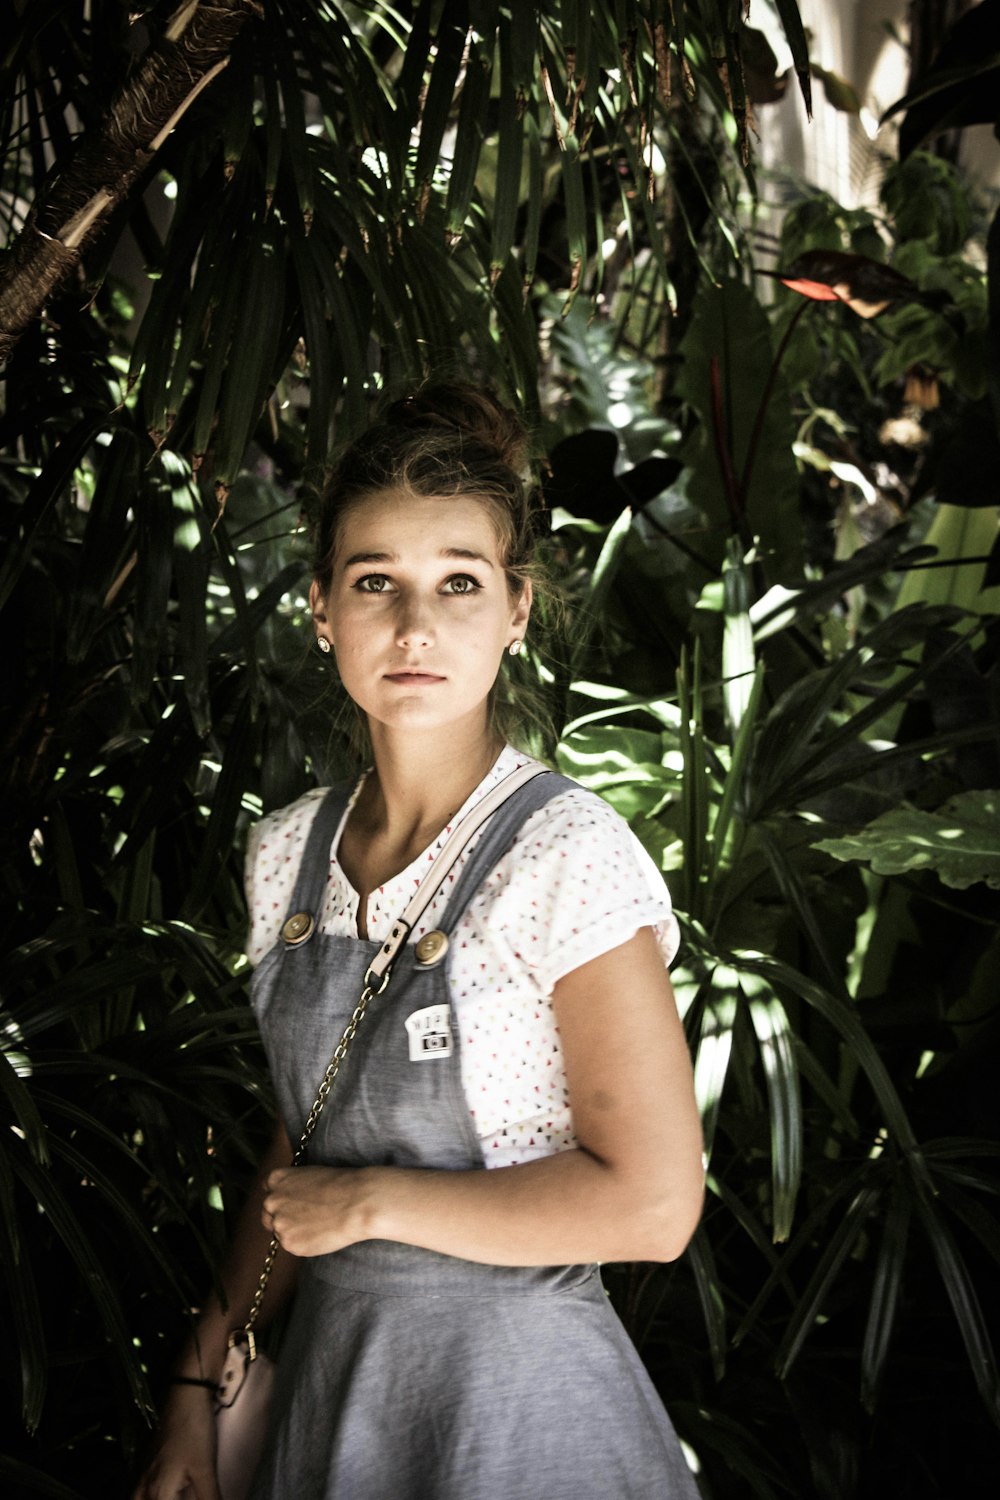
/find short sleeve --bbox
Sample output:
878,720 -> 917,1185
243,787 -> 328,965
486,788 -> 680,993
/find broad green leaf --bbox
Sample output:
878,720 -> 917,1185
665,1402 -> 784,1500
556,723 -> 665,784
275,51 -> 316,228
677,645 -> 711,918
183,694 -> 260,920
213,227 -> 290,484
815,791 -> 1000,890
750,531 -> 935,643
0,1041 -> 48,1167
564,506 -> 633,677
895,504 -> 1000,616
675,278 -> 802,579
881,57 -> 1000,125
772,0 -> 813,113
811,63 -> 861,114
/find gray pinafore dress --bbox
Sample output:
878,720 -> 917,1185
248,773 -> 698,1500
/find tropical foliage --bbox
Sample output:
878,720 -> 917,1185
1,1 -> 998,1497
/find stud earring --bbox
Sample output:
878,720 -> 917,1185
508,639 -> 523,657
316,636 -> 332,654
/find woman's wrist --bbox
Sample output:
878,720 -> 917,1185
353,1165 -> 388,1242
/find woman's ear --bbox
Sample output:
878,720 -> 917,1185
309,578 -> 329,627
512,578 -> 532,633
310,579 -> 335,652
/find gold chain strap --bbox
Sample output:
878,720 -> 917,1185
241,962 -> 393,1340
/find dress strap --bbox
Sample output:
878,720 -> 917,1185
276,764 -> 575,973
435,766 -> 575,935
364,763 -> 557,987
283,783 -> 355,923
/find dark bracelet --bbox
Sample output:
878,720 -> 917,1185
168,1374 -> 217,1391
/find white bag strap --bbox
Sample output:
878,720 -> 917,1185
363,761 -> 548,990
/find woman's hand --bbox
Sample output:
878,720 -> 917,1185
134,1121 -> 299,1499
132,1384 -> 220,1500
264,929 -> 704,1269
320,928 -> 703,1268
262,1165 -> 375,1257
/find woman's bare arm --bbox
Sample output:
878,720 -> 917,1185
263,928 -> 704,1267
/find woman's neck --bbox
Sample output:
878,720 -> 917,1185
360,721 -> 505,849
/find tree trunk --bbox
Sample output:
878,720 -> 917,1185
0,0 -> 262,367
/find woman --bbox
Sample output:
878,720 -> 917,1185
137,384 -> 704,1500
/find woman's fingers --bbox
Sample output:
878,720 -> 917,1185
259,1165 -> 371,1256
132,1391 -> 221,1500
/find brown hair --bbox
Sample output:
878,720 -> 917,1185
312,383 -> 546,597
310,382 -> 557,759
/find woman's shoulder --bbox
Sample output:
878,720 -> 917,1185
506,766 -> 671,902
243,781 -> 363,966
246,776 -> 366,854
487,769 -> 680,977
521,772 -> 650,851
245,785 -> 330,862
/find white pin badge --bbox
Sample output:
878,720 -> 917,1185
404,1004 -> 454,1062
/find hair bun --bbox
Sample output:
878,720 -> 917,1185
386,384 -> 529,475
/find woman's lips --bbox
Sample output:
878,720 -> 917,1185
384,671 -> 445,684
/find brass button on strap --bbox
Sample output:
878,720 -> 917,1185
282,911 -> 315,946
414,929 -> 449,967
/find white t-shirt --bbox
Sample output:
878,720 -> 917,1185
245,746 -> 680,1168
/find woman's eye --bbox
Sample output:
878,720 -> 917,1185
441,574 -> 481,595
355,574 -> 391,593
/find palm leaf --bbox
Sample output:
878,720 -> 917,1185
691,965 -> 737,1161
0,1456 -> 84,1500
732,951 -> 922,1161
912,1189 -> 1000,1423
10,1151 -> 153,1417
774,1183 -> 881,1376
741,973 -> 802,1242
860,1185 -> 911,1412
0,1141 -> 48,1428
685,1220 -> 727,1379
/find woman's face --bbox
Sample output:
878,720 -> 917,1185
310,489 -> 531,741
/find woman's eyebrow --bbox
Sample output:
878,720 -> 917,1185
444,547 -> 494,567
342,547 -> 494,568
343,550 -> 396,566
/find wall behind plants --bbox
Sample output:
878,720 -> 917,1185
1,3 -> 999,1497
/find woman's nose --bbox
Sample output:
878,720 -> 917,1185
394,597 -> 434,649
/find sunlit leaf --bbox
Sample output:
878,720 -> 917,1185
815,791 -> 1000,890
